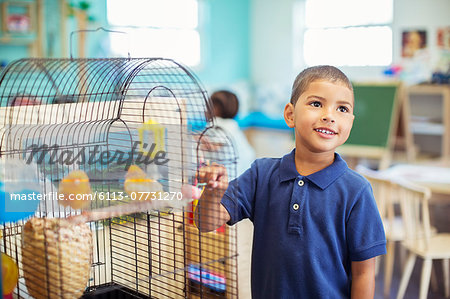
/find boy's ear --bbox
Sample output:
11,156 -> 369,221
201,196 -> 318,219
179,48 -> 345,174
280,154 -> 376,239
284,103 -> 295,128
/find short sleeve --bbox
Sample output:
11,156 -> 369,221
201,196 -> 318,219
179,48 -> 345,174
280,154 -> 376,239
346,183 -> 386,261
221,161 -> 258,225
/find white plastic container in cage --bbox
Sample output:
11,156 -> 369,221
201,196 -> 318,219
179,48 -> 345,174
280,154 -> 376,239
0,158 -> 41,223
0,49 -> 239,298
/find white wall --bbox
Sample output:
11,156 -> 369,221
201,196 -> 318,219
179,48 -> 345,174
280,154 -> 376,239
250,0 -> 450,84
392,0 -> 450,66
250,0 -> 297,86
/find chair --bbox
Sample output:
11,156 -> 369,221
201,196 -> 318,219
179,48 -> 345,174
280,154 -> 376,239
394,179 -> 450,299
358,167 -> 405,298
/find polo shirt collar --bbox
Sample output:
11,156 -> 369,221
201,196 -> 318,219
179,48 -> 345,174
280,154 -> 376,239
279,149 -> 348,190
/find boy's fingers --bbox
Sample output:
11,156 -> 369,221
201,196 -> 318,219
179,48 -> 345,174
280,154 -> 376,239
207,165 -> 220,187
198,165 -> 214,181
210,166 -> 228,189
213,168 -> 227,185
198,166 -> 207,181
211,164 -> 227,181
198,164 -> 227,188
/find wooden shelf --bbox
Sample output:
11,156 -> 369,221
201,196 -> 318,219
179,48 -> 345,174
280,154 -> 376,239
410,122 -> 444,135
406,84 -> 450,162
0,34 -> 36,44
0,0 -> 43,56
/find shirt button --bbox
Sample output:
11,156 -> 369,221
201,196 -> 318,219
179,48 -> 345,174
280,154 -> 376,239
298,180 -> 304,186
293,203 -> 299,211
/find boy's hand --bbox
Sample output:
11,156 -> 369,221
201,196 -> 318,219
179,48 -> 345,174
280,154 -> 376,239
198,163 -> 228,194
195,163 -> 230,232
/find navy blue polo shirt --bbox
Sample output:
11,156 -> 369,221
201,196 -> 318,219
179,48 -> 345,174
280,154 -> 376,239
221,150 -> 386,298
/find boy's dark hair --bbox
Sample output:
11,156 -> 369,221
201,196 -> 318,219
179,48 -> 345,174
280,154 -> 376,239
290,65 -> 353,105
210,90 -> 239,119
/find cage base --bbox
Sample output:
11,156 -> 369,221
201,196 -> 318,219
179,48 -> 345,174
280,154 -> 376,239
82,283 -> 150,299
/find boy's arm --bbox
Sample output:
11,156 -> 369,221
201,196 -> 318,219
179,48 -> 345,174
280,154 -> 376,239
351,258 -> 376,298
194,163 -> 231,232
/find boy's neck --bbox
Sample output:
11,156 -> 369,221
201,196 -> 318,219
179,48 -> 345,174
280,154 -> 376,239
294,149 -> 335,176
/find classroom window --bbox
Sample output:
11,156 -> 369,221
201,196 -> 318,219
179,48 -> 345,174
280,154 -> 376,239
303,0 -> 393,66
107,0 -> 200,66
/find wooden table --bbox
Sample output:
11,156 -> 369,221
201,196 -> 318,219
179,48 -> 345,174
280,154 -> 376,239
379,164 -> 450,196
379,163 -> 450,232
406,85 -> 450,163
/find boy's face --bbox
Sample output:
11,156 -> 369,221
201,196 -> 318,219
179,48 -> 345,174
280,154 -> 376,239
284,80 -> 355,155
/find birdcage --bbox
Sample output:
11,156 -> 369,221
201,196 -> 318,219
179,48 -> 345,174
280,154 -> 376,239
0,57 -> 238,298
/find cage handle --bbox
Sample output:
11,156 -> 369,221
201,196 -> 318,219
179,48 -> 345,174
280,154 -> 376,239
70,27 -> 131,59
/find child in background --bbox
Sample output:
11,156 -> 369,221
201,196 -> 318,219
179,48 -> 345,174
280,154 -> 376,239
196,66 -> 386,298
210,90 -> 255,176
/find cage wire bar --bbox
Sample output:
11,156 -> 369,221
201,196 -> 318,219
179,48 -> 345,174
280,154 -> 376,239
0,58 -> 239,298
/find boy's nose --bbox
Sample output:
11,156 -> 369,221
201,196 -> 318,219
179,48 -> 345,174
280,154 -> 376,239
322,115 -> 335,123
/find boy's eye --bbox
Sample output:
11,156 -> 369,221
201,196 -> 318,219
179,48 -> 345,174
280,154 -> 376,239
310,101 -> 321,108
338,106 -> 349,113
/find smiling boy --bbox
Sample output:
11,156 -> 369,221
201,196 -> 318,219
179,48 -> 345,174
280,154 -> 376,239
195,65 -> 386,298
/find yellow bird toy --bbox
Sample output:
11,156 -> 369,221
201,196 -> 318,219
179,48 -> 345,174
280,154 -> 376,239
58,170 -> 92,209
124,165 -> 163,200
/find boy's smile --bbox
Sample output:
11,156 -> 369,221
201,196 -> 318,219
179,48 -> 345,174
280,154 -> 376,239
314,127 -> 337,138
284,80 -> 355,156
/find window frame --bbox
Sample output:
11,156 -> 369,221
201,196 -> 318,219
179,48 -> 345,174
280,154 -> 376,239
301,0 -> 394,67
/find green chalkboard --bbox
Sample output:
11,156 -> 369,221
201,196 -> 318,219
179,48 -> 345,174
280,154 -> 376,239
344,83 -> 399,148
